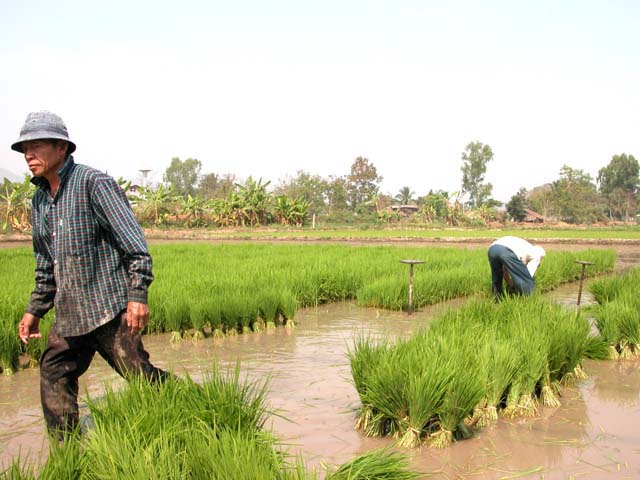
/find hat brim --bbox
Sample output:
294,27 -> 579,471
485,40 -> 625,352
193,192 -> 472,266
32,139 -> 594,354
11,132 -> 76,155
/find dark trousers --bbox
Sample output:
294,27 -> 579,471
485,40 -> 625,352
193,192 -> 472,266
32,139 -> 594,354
488,244 -> 535,299
40,310 -> 169,437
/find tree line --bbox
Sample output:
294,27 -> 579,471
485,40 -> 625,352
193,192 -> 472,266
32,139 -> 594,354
1,143 -> 638,231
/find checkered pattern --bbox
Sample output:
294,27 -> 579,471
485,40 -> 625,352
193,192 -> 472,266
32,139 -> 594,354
27,157 -> 153,337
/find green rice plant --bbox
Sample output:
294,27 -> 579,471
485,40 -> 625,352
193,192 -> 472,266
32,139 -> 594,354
256,289 -> 282,324
5,361 -> 418,479
357,348 -> 409,438
475,333 -> 519,425
34,430 -> 84,480
356,275 -> 406,310
427,361 -> 484,448
0,317 -> 20,375
325,448 -> 420,480
0,453 -> 37,480
590,267 -> 640,304
584,335 -> 612,360
502,316 -> 548,418
549,312 -> 590,388
0,243 -> 617,372
535,249 -> 616,292
76,365 -> 288,478
163,296 -> 191,336
278,291 -> 297,324
593,292 -> 640,359
397,349 -> 452,448
189,298 -> 213,339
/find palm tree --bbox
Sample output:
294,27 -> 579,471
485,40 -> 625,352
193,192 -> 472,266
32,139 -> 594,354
395,186 -> 415,205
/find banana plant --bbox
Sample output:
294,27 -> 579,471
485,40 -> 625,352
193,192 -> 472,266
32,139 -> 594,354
137,184 -> 177,226
178,194 -> 207,227
1,176 -> 35,232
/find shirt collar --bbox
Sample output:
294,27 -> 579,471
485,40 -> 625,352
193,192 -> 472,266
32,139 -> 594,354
31,155 -> 75,191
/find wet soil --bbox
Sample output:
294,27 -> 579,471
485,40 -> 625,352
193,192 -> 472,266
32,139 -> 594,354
1,241 -> 639,478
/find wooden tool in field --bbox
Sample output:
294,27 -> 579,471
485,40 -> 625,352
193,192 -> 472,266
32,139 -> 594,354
400,259 -> 424,315
575,260 -> 594,309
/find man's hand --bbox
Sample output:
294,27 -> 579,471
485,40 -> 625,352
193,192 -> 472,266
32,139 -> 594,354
18,313 -> 42,344
126,301 -> 149,335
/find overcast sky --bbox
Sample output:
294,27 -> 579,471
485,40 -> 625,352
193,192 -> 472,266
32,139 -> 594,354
2,0 -> 638,202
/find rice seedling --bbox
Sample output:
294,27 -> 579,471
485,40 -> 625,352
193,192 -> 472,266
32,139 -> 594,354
349,293 -> 603,448
501,316 -> 547,417
0,319 -> 20,375
584,335 -> 612,360
0,243 -> 616,372
592,286 -> 640,359
357,349 -> 410,438
4,362 -> 420,479
475,334 -> 519,425
590,267 -> 640,304
324,448 -> 421,480
427,355 -> 484,448
348,336 -> 389,433
0,452 -> 38,480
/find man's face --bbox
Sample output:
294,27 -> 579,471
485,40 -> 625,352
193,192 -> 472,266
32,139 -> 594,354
22,140 -> 67,178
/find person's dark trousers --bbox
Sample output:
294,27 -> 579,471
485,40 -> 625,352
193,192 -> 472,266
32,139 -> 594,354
39,310 -> 170,438
488,244 -> 535,299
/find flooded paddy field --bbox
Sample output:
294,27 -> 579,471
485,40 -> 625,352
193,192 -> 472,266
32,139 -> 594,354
2,294 -> 639,478
1,241 -> 639,478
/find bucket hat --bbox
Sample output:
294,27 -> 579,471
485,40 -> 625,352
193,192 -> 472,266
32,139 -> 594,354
11,111 -> 76,154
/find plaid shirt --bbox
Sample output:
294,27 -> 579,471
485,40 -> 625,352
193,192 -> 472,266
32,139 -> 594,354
27,156 -> 153,337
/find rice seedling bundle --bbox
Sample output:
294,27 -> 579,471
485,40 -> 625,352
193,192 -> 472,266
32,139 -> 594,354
3,364 -> 420,480
350,295 -> 598,448
590,268 -> 640,358
0,243 -> 616,369
593,292 -> 640,359
584,335 -> 611,360
0,297 -> 23,375
325,448 -> 421,480
590,266 -> 640,304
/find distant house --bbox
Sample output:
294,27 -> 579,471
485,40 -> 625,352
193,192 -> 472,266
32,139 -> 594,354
523,209 -> 545,223
390,205 -> 419,215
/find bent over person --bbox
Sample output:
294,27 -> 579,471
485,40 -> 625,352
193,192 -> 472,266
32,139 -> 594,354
488,236 -> 546,300
14,111 -> 169,438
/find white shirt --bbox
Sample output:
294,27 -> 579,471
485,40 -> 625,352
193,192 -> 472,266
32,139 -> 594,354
491,236 -> 545,277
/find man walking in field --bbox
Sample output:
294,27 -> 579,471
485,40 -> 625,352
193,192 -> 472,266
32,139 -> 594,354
14,111 -> 169,438
488,236 -> 546,300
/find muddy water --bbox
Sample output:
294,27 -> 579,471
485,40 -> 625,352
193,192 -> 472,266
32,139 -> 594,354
1,246 -> 639,478
2,295 -> 640,478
